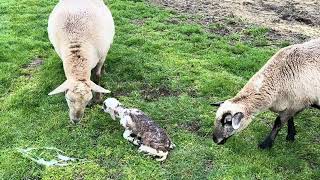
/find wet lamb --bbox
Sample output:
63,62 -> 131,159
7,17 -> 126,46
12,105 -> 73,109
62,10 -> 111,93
103,98 -> 175,161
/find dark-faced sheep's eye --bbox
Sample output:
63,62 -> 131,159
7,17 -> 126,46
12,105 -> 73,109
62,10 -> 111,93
221,113 -> 232,126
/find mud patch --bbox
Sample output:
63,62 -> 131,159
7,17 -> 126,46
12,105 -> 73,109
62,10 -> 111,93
141,84 -> 179,101
150,0 -> 320,43
21,57 -> 44,78
180,120 -> 201,133
23,58 -> 44,70
204,159 -> 214,172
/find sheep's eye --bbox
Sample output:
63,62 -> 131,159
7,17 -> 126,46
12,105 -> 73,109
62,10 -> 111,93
221,113 -> 232,125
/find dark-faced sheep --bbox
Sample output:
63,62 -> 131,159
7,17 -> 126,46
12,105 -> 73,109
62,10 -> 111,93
212,38 -> 320,149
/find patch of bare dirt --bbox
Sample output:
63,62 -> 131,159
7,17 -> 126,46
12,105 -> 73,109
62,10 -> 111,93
141,84 -> 179,101
181,120 -> 201,133
23,58 -> 44,70
21,57 -> 44,78
150,0 -> 320,43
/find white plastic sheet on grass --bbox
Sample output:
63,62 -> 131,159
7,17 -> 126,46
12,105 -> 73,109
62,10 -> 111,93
17,147 -> 89,167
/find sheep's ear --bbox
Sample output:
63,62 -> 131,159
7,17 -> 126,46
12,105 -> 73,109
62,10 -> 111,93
210,101 -> 224,107
231,112 -> 244,130
90,81 -> 111,94
48,80 -> 70,95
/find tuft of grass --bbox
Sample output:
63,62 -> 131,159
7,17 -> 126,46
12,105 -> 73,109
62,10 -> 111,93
0,0 -> 319,179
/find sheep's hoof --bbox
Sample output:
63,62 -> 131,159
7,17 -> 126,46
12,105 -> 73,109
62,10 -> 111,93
286,134 -> 295,142
258,137 -> 273,149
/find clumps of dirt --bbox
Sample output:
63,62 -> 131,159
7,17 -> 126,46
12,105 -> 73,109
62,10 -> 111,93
150,0 -> 320,44
23,58 -> 44,70
21,57 -> 44,78
131,19 -> 145,26
181,120 -> 201,133
179,120 -> 211,137
140,84 -> 179,101
204,159 -> 214,172
261,1 -> 319,27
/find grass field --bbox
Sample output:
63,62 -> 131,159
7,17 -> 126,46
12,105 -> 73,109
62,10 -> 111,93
0,0 -> 319,179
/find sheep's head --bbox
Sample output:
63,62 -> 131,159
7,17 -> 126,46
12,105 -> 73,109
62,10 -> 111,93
211,101 -> 252,144
103,98 -> 122,120
49,80 -> 110,123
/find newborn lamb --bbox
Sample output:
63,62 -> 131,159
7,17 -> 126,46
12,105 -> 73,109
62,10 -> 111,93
103,98 -> 175,161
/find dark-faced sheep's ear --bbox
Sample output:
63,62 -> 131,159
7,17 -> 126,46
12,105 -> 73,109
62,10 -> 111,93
210,101 -> 224,107
231,112 -> 244,130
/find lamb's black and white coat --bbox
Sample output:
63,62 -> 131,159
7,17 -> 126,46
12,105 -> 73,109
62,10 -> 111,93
103,98 -> 175,161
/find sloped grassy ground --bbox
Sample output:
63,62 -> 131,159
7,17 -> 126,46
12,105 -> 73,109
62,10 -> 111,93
0,0 -> 319,179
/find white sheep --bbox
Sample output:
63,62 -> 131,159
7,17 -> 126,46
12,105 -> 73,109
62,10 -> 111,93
47,0 -> 115,123
212,38 -> 320,149
103,98 -> 175,161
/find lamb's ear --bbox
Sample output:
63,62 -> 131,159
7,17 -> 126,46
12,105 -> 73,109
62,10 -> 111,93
231,112 -> 244,130
48,80 -> 70,95
90,81 -> 111,94
210,101 -> 224,107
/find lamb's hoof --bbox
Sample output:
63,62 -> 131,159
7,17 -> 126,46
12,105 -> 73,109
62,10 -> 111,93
156,156 -> 167,162
258,137 -> 273,149
286,134 -> 295,142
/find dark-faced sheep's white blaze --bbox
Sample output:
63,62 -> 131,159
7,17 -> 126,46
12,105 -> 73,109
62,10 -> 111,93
212,38 -> 320,149
47,0 -> 115,123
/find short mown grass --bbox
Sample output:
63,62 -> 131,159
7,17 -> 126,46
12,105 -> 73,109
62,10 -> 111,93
0,0 -> 319,179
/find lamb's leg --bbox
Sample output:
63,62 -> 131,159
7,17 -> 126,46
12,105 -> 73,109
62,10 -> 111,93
138,145 -> 168,161
259,116 -> 285,149
286,118 -> 296,142
123,129 -> 141,146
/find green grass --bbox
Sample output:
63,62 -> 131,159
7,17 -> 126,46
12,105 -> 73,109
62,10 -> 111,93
0,0 -> 319,179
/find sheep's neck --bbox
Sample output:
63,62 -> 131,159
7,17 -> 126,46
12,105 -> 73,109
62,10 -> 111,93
116,106 -> 127,119
63,54 -> 91,81
232,89 -> 274,116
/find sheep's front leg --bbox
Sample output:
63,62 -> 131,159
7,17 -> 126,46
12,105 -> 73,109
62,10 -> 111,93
91,62 -> 105,104
259,116 -> 285,149
286,118 -> 296,142
123,129 -> 141,146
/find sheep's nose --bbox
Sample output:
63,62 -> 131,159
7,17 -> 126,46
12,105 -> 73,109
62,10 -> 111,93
212,133 -> 226,144
71,118 -> 80,124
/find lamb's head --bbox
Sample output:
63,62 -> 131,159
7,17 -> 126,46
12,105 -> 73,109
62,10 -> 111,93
102,98 -> 122,120
211,100 -> 252,144
49,80 -> 110,123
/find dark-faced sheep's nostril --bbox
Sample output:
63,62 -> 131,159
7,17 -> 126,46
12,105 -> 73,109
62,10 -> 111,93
212,134 -> 219,144
71,118 -> 80,124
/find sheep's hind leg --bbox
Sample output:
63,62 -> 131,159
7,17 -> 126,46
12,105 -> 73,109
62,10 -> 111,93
138,145 -> 168,161
286,118 -> 296,142
259,116 -> 284,149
